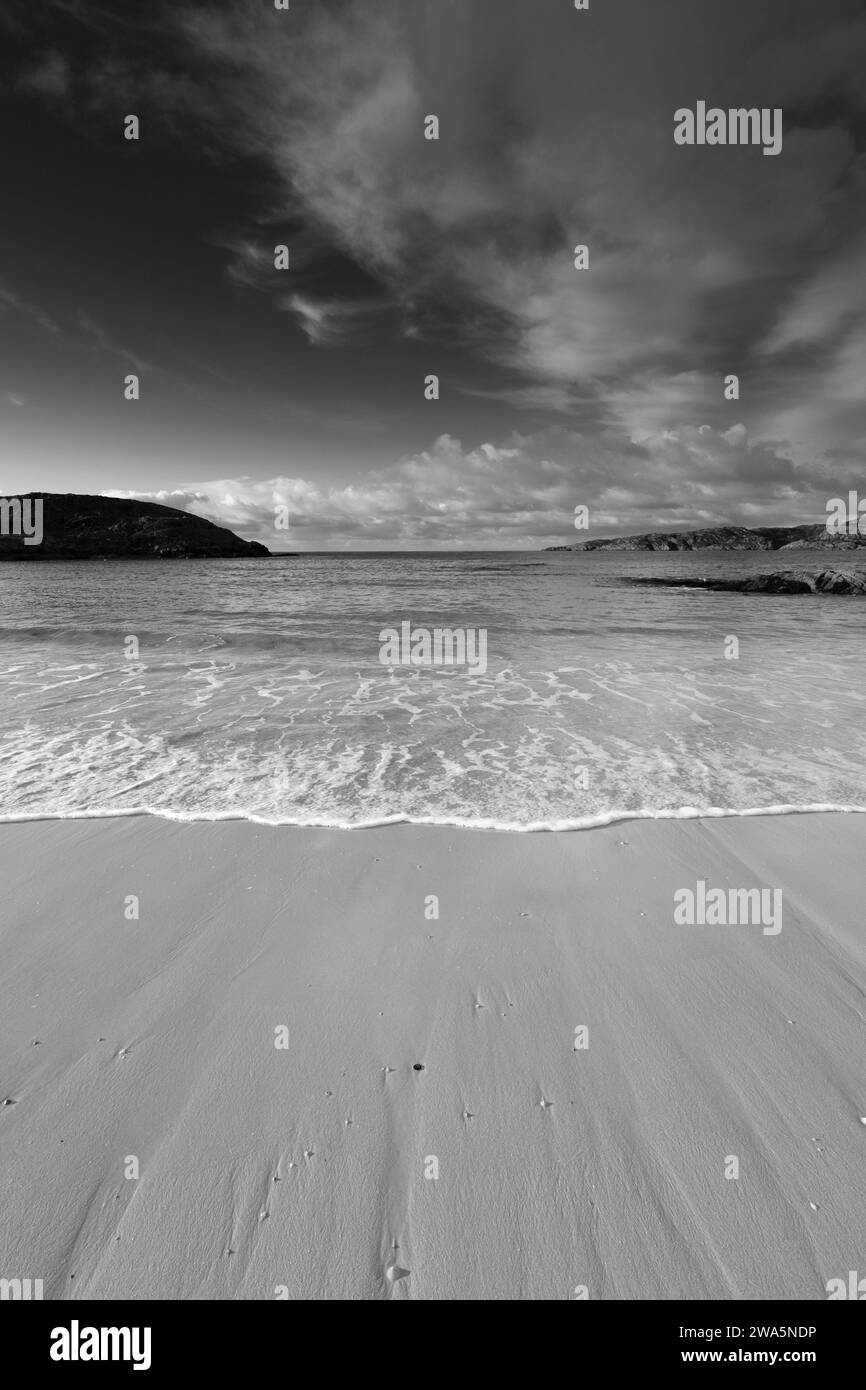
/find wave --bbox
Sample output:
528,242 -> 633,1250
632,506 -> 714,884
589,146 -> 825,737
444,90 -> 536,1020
0,802 -> 864,832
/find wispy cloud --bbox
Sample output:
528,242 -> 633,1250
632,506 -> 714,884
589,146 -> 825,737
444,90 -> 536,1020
15,51 -> 72,99
168,0 -> 866,458
279,292 -> 395,348
76,312 -> 151,375
0,283 -> 62,336
9,0 -> 866,510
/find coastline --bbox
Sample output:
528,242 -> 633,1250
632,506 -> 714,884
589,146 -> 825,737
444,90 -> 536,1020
2,801 -> 866,831
1,812 -> 864,1300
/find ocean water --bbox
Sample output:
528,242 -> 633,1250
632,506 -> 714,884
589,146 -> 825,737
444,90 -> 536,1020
1,550 -> 865,830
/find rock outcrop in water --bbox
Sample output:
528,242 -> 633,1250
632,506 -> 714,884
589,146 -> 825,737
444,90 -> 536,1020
623,568 -> 866,595
546,523 -> 864,552
0,493 -> 270,560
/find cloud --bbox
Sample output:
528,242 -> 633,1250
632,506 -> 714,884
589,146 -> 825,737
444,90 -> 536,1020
0,276 -> 157,397
11,0 -> 866,496
74,313 -> 151,374
760,231 -> 866,354
278,292 -> 394,348
0,283 -> 62,335
167,0 -> 866,459
16,52 -> 72,99
103,422 -> 838,550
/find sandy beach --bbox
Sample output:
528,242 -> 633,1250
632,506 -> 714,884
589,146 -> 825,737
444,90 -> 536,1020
1,812 -> 863,1301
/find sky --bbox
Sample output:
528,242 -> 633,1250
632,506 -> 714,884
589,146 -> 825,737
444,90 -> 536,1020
1,0 -> 865,550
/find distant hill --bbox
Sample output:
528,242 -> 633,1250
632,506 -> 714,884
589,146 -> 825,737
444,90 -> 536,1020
545,523 -> 865,552
0,493 -> 270,560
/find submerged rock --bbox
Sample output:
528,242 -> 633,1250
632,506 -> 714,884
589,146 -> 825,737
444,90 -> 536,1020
622,568 -> 866,595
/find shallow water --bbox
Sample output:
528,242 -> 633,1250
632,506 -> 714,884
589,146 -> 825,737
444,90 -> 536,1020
0,550 -> 864,828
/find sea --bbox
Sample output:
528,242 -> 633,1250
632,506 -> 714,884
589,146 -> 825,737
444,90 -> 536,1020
1,549 -> 864,831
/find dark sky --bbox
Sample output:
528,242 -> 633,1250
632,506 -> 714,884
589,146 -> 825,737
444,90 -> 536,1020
1,0 -> 865,549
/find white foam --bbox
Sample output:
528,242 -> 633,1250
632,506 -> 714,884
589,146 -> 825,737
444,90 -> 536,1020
0,802 -> 863,832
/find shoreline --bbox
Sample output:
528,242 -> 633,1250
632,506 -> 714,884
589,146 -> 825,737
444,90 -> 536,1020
1,812 -> 864,1299
1,801 -> 866,833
